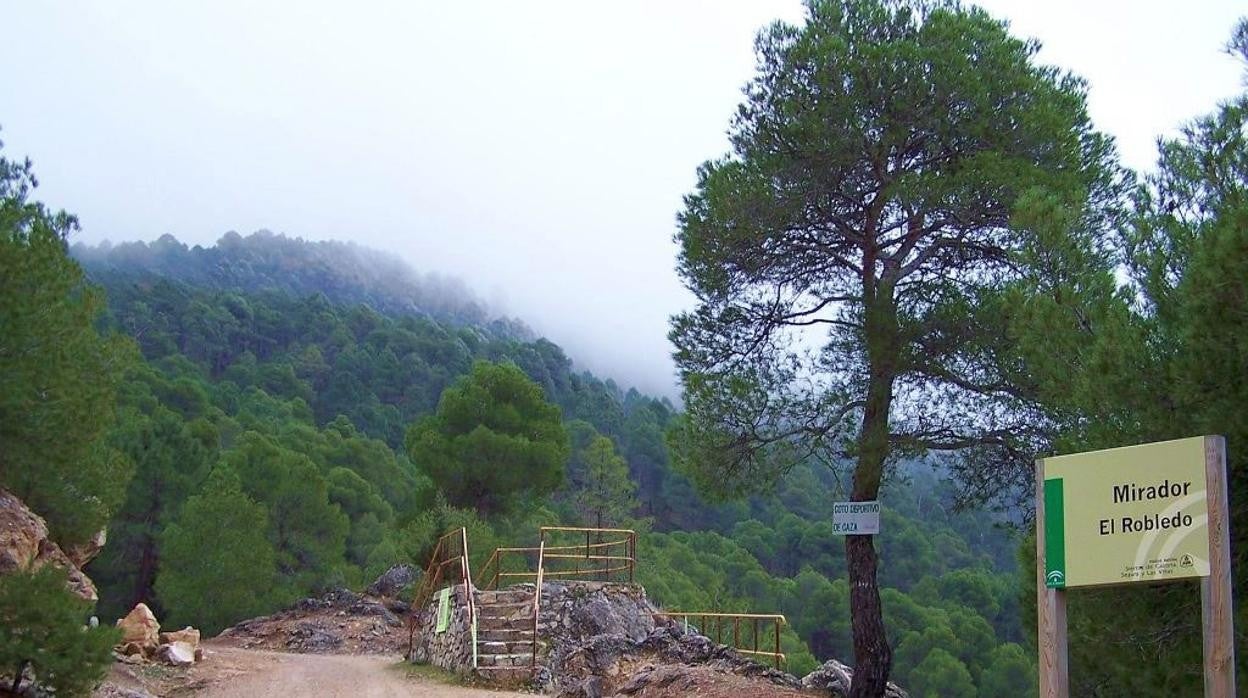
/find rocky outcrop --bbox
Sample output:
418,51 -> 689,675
367,564 -> 419,597
802,659 -> 908,697
538,581 -> 658,645
65,527 -> 108,568
0,488 -> 98,600
548,623 -> 802,697
509,582 -> 804,697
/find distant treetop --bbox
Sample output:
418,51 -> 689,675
72,230 -> 534,337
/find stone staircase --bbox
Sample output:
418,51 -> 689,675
475,587 -> 539,683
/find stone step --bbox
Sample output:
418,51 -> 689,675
477,589 -> 533,605
477,616 -> 533,632
477,627 -> 534,642
477,652 -> 534,667
474,665 -> 532,683
478,640 -> 539,655
475,601 -> 532,619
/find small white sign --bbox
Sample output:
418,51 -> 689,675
832,501 -> 881,535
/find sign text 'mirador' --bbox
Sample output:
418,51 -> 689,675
1111,479 -> 1191,504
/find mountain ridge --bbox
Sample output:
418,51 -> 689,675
72,230 -> 536,342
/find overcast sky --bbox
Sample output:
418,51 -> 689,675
2,1 -> 1243,398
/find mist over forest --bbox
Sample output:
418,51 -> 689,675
72,231 -> 681,400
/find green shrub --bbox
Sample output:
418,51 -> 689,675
0,565 -> 118,696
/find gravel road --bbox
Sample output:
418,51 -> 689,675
170,647 -> 529,698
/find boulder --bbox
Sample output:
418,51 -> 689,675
117,603 -> 161,652
367,564 -> 418,597
0,488 -> 98,600
159,626 -> 200,651
801,659 -> 908,698
155,641 -> 196,666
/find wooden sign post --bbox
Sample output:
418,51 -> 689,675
1036,435 -> 1234,697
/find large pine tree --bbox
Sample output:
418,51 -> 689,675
668,2 -> 1120,693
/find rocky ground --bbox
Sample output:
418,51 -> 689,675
214,587 -> 411,655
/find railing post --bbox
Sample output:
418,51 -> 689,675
632,532 -> 637,583
774,619 -> 781,669
533,540 -> 545,671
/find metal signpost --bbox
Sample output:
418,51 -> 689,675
1036,435 -> 1234,697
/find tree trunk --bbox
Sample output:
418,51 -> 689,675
846,534 -> 891,697
131,482 -> 163,610
132,531 -> 157,610
847,276 -> 897,697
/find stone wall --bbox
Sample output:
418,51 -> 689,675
408,584 -> 474,672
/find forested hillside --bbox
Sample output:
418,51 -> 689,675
72,231 -> 533,338
58,234 -> 1034,695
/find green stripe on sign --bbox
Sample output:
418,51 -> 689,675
1044,477 -> 1066,589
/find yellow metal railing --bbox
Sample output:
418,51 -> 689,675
476,526 -> 636,590
653,611 -> 788,669
409,528 -> 476,663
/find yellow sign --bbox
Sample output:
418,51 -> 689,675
1042,436 -> 1210,589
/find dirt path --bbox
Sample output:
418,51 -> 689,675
197,649 -> 524,698
100,646 -> 531,698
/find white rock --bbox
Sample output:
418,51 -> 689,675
156,641 -> 196,666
